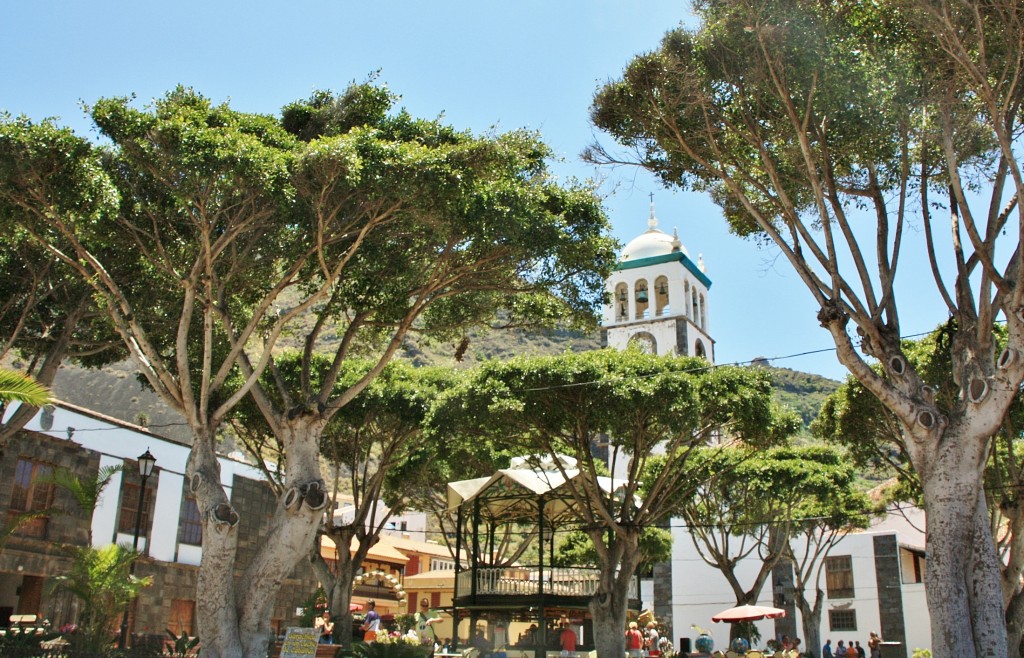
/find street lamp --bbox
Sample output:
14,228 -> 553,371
119,449 -> 156,649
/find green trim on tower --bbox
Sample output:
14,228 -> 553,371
616,253 -> 712,289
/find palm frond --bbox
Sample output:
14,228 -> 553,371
0,510 -> 49,549
0,368 -> 51,406
40,464 -> 124,515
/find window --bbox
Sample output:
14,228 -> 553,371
825,555 -> 855,598
178,497 -> 202,546
117,481 -> 154,535
829,609 -> 858,632
8,459 -> 54,538
168,599 -> 196,636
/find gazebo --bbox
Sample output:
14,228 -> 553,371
446,455 -> 641,658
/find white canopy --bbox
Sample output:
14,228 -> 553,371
446,455 -> 633,523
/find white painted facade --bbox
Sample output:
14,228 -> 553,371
328,494 -> 429,542
669,518 -> 930,654
11,400 -> 266,566
603,203 -> 714,361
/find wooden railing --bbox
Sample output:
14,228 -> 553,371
456,566 -> 637,598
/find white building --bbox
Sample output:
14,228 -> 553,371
601,207 -> 926,658
603,201 -> 714,362
669,513 -> 927,658
330,493 -> 429,542
1,401 -> 315,639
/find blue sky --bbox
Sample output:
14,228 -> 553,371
1,1 -> 955,381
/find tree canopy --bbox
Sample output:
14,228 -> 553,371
0,82 -> 616,658
590,0 -> 1024,654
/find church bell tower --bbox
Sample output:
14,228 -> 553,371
602,201 -> 714,362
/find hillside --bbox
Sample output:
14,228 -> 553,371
756,362 -> 842,427
45,328 -> 838,439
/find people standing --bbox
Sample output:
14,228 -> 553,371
626,621 -> 645,658
316,610 -> 335,644
823,639 -> 834,658
559,622 -> 578,658
645,622 -> 660,655
836,640 -> 846,658
868,633 -> 881,658
846,641 -> 857,658
855,641 -> 865,658
415,598 -> 442,656
360,600 -> 381,643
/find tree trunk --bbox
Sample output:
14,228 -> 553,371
1007,590 -> 1024,658
590,535 -> 641,658
1002,502 -> 1024,658
323,526 -> 364,649
917,433 -> 1007,658
590,584 -> 630,658
796,592 -> 823,658
193,419 -> 327,658
191,440 -> 243,658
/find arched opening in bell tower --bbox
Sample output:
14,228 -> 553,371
654,276 -> 669,316
634,280 -> 650,319
615,283 -> 629,321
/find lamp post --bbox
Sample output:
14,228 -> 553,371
119,448 -> 156,649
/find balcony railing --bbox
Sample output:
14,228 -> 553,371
456,566 -> 637,599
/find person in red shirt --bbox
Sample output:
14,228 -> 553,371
560,623 -> 578,658
626,622 -> 645,658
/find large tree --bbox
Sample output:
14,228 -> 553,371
428,348 -> 798,658
0,121 -> 122,449
813,324 -> 1024,657
590,0 -> 1024,654
0,84 -> 615,658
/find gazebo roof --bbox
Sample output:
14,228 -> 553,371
446,455 -> 631,524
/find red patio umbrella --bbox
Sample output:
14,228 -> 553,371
711,604 -> 786,623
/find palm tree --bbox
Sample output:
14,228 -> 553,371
0,367 -> 51,406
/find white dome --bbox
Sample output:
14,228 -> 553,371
621,202 -> 688,261
622,229 -> 688,261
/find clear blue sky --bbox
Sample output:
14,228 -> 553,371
1,1 -> 953,381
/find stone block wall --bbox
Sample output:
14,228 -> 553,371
0,430 -> 98,573
873,535 -> 908,658
230,473 -> 319,631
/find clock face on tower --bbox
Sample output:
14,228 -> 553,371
629,333 -> 656,354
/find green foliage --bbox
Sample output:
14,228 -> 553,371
430,348 -> 798,611
297,585 -> 329,628
672,444 -> 870,530
762,366 -> 840,429
40,464 -> 122,519
0,625 -> 61,651
553,526 -> 673,570
50,543 -> 151,654
164,628 -> 201,657
0,368 -> 51,406
2,79 -> 614,656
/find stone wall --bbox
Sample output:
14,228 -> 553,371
230,473 -> 319,631
872,535 -> 908,658
0,428 -> 317,640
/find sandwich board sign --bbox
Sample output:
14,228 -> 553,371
280,627 -> 320,658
